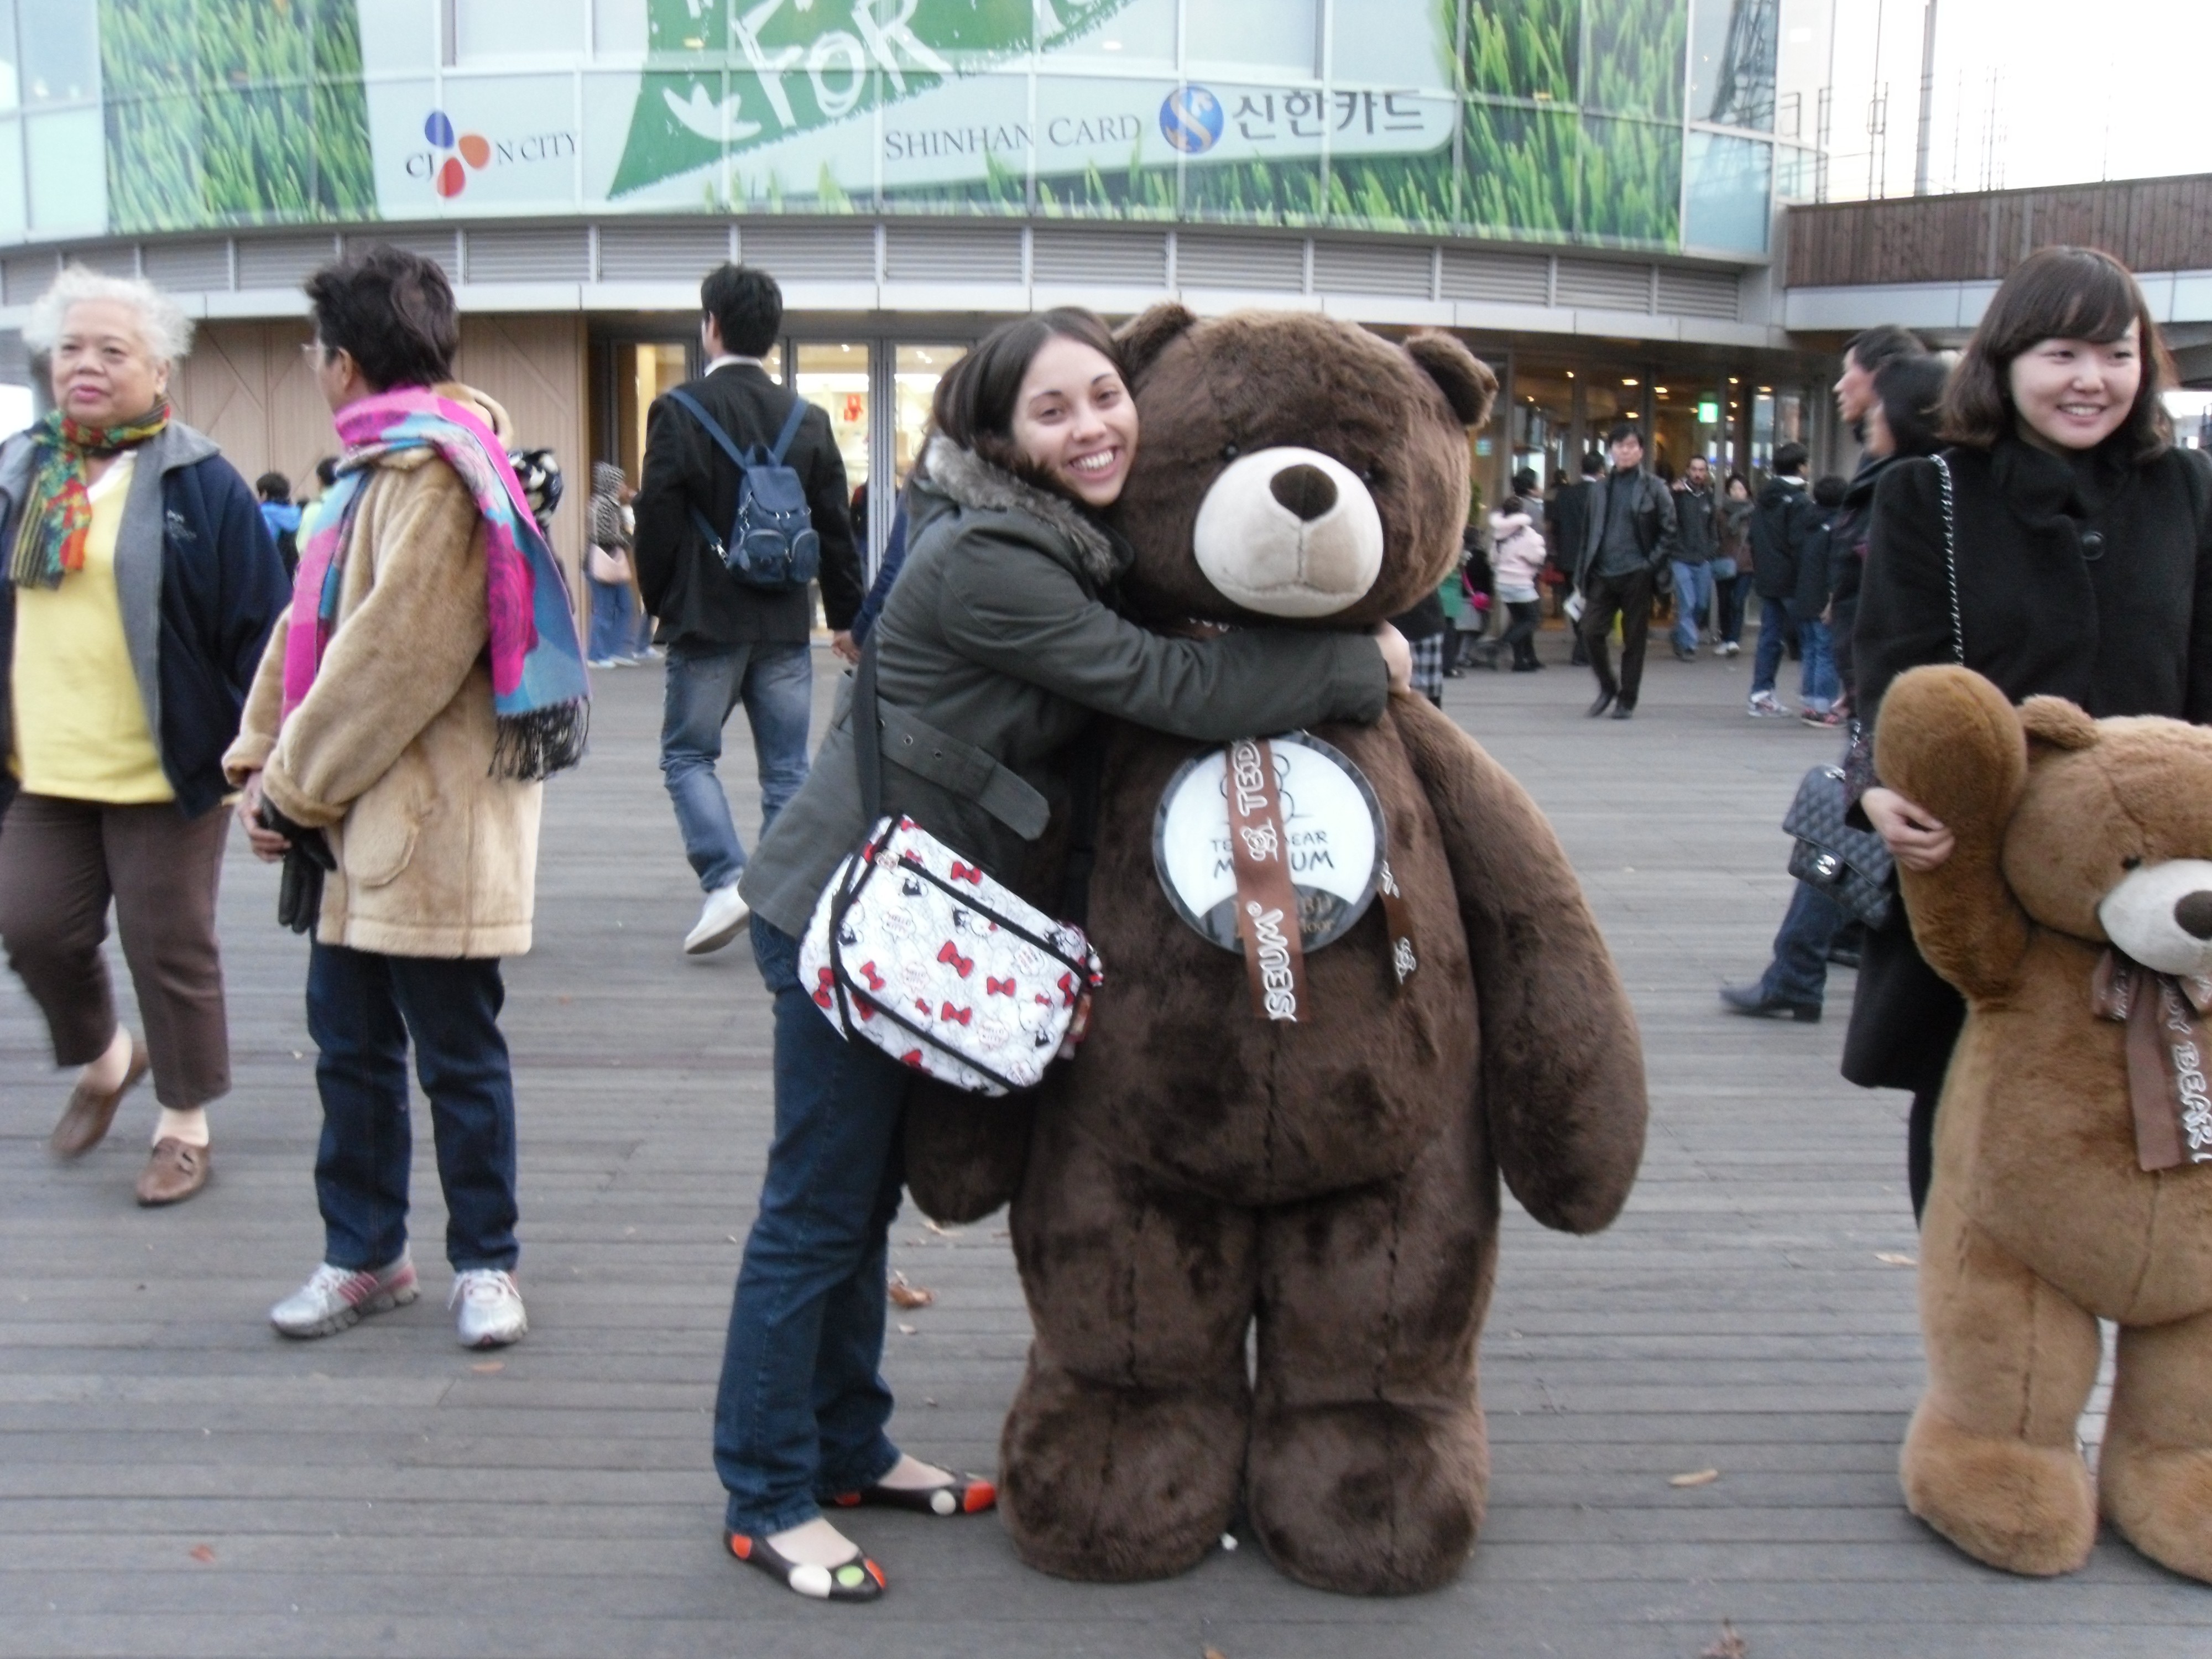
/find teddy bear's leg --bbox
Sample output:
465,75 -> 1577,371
1900,1182 -> 2102,1575
1245,1114 -> 1496,1594
999,1104 -> 1258,1582
2098,1308 -> 2212,1582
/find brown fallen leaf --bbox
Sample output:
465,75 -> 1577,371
188,1545 -> 216,1563
888,1271 -> 936,1310
1203,1648 -> 1229,1659
469,1360 -> 504,1374
1701,1618 -> 1747,1658
1875,1252 -> 1918,1266
1670,1468 -> 1721,1488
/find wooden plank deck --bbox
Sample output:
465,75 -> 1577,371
1,632 -> 2201,1658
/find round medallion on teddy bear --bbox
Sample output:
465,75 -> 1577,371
1152,732 -> 1386,952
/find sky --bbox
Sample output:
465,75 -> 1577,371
1821,0 -> 2212,198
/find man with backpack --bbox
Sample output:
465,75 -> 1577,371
1744,441 -> 1823,718
634,265 -> 864,955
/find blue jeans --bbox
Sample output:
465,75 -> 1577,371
1798,618 -> 1839,711
305,942 -> 518,1273
660,641 -> 813,894
714,919 -> 912,1536
1762,880 -> 1845,1007
1670,560 -> 1713,653
587,578 -> 651,661
1750,598 -> 1794,695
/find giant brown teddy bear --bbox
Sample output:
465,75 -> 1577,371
907,307 -> 1648,1595
1876,664 -> 2212,1582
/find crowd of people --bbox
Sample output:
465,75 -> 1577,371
4,234 -> 2206,1604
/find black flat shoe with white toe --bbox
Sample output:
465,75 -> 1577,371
831,1473 -> 998,1517
727,1531 -> 885,1601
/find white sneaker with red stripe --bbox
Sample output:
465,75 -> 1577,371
450,1268 -> 528,1349
269,1253 -> 419,1339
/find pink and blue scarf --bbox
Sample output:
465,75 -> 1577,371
282,388 -> 588,780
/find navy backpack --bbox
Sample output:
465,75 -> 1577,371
665,387 -> 822,591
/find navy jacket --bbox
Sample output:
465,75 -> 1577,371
0,421 -> 291,820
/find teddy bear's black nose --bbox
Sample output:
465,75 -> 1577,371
2176,891 -> 2212,940
1269,464 -> 1338,522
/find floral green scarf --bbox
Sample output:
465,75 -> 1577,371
8,403 -> 170,589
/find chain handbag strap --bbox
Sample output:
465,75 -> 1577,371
1932,451 -> 1964,665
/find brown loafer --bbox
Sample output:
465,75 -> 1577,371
48,1042 -> 150,1158
135,1138 -> 210,1207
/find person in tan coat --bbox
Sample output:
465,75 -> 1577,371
225,246 -> 587,1350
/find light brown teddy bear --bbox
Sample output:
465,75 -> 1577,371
1875,662 -> 2212,1581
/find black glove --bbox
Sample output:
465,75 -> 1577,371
258,801 -> 335,935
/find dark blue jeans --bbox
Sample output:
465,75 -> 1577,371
1750,598 -> 1795,696
305,942 -> 519,1273
1762,880 -> 1845,1007
660,641 -> 813,894
713,917 -> 912,1537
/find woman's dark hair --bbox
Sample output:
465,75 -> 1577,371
928,308 -> 1123,491
1844,324 -> 1926,378
1724,471 -> 1750,497
1872,353 -> 1950,460
1500,494 -> 1526,516
1941,246 -> 2173,460
305,244 -> 457,392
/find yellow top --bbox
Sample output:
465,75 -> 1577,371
11,454 -> 173,803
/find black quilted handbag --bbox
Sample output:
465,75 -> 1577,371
1782,764 -> 1894,929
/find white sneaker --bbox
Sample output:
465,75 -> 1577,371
1718,640 -> 1741,657
1746,690 -> 1788,717
270,1253 -> 418,1339
685,884 -> 750,954
450,1268 -> 528,1349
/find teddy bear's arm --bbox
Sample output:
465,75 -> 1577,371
1392,697 -> 1648,1234
1872,665 -> 2034,1001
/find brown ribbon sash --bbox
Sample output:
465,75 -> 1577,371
1226,738 -> 1308,1021
2090,950 -> 2212,1171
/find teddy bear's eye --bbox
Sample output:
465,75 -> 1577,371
1221,444 -> 1239,461
2123,855 -> 2143,870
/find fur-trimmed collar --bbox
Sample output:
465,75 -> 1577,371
921,434 -> 1121,585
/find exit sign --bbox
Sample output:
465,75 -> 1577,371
1697,399 -> 1721,424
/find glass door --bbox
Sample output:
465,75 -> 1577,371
893,342 -> 966,488
792,341 -> 872,548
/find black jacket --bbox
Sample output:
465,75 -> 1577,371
1672,482 -> 1718,563
1843,436 -> 2212,1094
1573,468 -> 1678,588
1747,475 -> 1819,601
633,361 -> 864,648
0,422 -> 289,820
1550,481 -> 1592,583
1791,509 -> 1837,622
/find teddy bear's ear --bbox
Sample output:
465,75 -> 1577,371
1115,304 -> 1197,384
2020,695 -> 2100,756
1404,331 -> 1497,427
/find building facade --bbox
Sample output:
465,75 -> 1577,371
0,0 -> 1839,572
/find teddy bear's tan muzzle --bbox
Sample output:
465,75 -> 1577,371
1192,447 -> 1384,618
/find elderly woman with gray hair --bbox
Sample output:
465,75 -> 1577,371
0,267 -> 288,1204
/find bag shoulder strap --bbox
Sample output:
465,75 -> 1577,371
853,637 -> 884,825
1931,451 -> 1964,665
766,396 -> 810,467
664,387 -> 750,475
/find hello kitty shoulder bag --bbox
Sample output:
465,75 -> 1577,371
799,643 -> 1104,1096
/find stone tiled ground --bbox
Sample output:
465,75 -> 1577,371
1,630 -> 2198,1658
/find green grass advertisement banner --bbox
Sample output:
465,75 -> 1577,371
72,1 -> 1777,255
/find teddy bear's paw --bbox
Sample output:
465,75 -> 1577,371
999,1365 -> 1244,1583
1246,1400 -> 1486,1595
2099,1432 -> 2212,1583
1900,1402 -> 2096,1576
